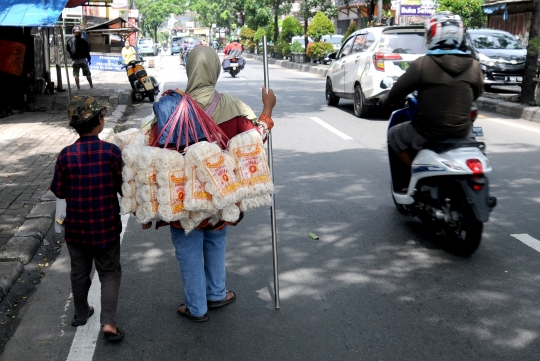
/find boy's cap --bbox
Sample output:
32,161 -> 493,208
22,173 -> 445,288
68,96 -> 107,122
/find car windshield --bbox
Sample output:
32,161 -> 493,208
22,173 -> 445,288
139,40 -> 152,45
379,32 -> 428,54
469,33 -> 523,49
172,38 -> 182,44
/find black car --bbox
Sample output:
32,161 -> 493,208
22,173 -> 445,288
465,29 -> 526,90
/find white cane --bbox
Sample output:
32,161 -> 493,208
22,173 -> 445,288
262,36 -> 281,309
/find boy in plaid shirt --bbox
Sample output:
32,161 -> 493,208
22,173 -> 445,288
50,96 -> 124,342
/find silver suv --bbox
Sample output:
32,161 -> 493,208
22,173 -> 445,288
326,26 -> 427,117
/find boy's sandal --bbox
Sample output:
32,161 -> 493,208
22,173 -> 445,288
104,327 -> 125,342
207,291 -> 236,309
177,304 -> 209,322
71,306 -> 94,327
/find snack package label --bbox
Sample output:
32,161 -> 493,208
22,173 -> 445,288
233,144 -> 270,186
192,167 -> 212,201
169,170 -> 186,214
203,153 -> 242,197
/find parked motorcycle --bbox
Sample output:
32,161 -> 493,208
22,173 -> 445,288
222,49 -> 245,78
122,59 -> 159,102
384,79 -> 497,255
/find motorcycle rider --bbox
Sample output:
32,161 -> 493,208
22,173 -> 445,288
224,38 -> 243,57
66,25 -> 93,90
381,12 -> 483,169
181,38 -> 196,66
121,40 -> 137,89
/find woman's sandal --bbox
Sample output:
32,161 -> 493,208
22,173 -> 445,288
177,304 -> 209,322
104,327 -> 125,342
71,306 -> 94,327
207,291 -> 236,309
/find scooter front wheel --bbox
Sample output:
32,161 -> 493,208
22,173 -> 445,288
148,93 -> 155,102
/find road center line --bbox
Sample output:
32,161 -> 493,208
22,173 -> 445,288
66,213 -> 130,361
310,117 -> 353,140
511,234 -> 540,253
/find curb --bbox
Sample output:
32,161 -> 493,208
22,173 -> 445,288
243,53 -> 329,77
0,100 -> 130,302
244,53 -> 540,123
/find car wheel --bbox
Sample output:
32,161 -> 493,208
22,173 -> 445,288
325,78 -> 339,106
484,84 -> 492,92
354,84 -> 371,118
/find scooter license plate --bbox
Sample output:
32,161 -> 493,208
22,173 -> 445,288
472,126 -> 484,137
230,63 -> 238,68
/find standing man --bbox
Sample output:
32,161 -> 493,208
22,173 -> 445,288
66,25 -> 93,90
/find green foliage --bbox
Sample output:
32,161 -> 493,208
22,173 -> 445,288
135,0 -> 187,42
299,0 -> 338,22
158,31 -> 169,43
240,26 -> 256,40
342,20 -> 358,43
275,39 -> 291,56
306,41 -> 334,60
253,28 -> 266,43
436,0 -> 486,29
244,0 -> 272,30
290,41 -> 304,53
307,12 -> 335,42
280,16 -> 303,43
266,22 -> 274,40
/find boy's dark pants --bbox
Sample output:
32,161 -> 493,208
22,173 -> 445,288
67,241 -> 122,326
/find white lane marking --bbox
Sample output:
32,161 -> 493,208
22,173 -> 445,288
511,234 -> 540,253
485,118 -> 540,135
66,214 -> 130,361
310,117 -> 353,140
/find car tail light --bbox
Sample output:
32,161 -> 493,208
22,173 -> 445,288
466,159 -> 483,175
373,52 -> 403,71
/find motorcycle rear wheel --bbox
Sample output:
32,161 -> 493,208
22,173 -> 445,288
148,93 -> 155,102
392,195 -> 409,214
446,219 -> 483,256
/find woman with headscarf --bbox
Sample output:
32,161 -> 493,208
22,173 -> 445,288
145,46 -> 276,322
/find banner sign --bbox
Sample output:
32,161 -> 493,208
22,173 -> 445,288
89,53 -> 123,72
400,5 -> 435,16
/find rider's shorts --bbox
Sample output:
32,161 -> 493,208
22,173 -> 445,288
72,59 -> 91,77
388,121 -> 427,153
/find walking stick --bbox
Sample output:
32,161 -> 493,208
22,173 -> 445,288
262,36 -> 281,309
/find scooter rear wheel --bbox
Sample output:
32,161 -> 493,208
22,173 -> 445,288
392,195 -> 409,215
148,93 -> 155,102
446,219 -> 483,256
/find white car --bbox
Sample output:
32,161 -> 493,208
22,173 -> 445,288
321,34 -> 344,51
325,26 -> 427,117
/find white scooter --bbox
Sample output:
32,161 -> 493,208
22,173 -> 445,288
385,81 -> 497,256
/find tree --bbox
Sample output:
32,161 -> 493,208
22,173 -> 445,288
362,0 -> 391,24
244,0 -> 272,30
280,16 -> 303,43
135,0 -> 187,41
299,0 -> 338,48
307,12 -> 335,42
342,19 -> 358,43
521,0 -> 540,104
436,0 -> 485,29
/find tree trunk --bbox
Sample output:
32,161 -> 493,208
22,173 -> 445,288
274,13 -> 279,44
521,0 -> 540,104
304,19 -> 308,49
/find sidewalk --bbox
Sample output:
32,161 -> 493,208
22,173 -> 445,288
244,53 -> 540,123
0,69 -> 133,301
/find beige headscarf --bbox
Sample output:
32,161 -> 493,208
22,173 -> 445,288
185,46 -> 257,124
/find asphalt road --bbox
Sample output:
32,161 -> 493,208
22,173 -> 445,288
2,52 -> 540,360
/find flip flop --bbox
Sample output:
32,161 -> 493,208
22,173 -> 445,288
71,306 -> 94,327
207,291 -> 236,309
177,304 -> 209,322
104,327 -> 125,342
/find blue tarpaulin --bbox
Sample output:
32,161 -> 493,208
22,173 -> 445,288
0,0 -> 70,27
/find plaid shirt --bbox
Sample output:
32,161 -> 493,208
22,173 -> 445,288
50,136 -> 122,248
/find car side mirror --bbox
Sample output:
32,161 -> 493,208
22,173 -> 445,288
327,52 -> 337,60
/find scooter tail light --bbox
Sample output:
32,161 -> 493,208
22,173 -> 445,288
470,108 -> 478,121
466,159 -> 483,175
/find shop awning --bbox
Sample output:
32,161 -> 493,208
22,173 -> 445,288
0,0 -> 69,27
84,16 -> 140,37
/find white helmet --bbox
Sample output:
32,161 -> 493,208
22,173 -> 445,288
425,11 -> 464,50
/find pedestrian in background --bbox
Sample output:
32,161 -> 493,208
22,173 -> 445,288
66,25 -> 94,91
121,40 -> 136,65
50,96 -> 125,342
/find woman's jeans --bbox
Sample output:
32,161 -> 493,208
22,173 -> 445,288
170,226 -> 228,317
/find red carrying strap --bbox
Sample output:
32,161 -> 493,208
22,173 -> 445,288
151,92 -> 229,151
